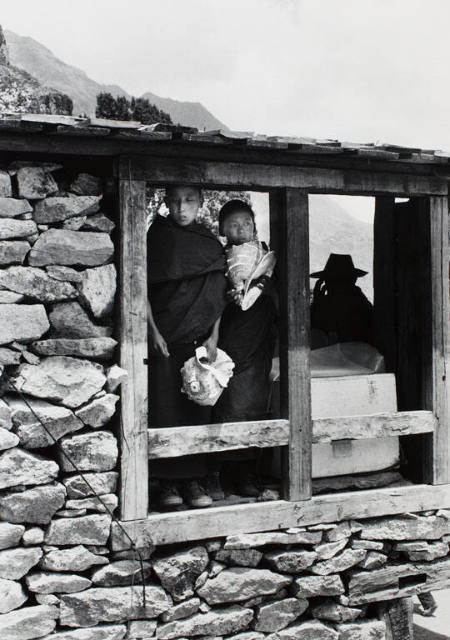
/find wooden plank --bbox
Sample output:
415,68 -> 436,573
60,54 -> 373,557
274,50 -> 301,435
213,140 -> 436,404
147,411 -> 435,458
111,482 -> 450,548
429,196 -> 450,484
119,165 -> 149,521
120,157 -> 448,196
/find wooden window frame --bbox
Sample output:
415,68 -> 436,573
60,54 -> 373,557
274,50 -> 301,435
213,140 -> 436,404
118,155 -> 449,540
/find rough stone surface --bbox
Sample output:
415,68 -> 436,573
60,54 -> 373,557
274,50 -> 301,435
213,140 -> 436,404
49,302 -> 113,339
33,195 -> 101,223
312,549 -> 366,575
62,216 -> 88,231
214,549 -> 262,568
0,267 -> 77,303
63,472 -> 118,499
0,578 -> 27,613
0,426 -> 19,449
40,545 -> 108,572
60,585 -> 171,627
17,167 -> 58,199
324,522 -> 352,542
265,549 -> 317,574
66,493 -> 118,514
106,365 -> 127,393
40,626 -> 126,639
358,514 -> 449,540
78,264 -> 116,318
31,337 -> 117,360
160,598 -> 201,623
16,356 -> 106,408
90,560 -> 152,587
224,531 -> 322,549
29,229 -> 114,267
0,197 -> 32,218
0,304 -> 49,345
69,174 -> 103,196
197,568 -> 292,605
75,394 -> 119,428
45,514 -> 112,546
336,620 -> 386,640
268,620 -> 339,640
7,395 -> 84,448
0,522 -> 25,550
0,290 -> 25,303
253,598 -> 308,632
291,574 -> 345,598
26,571 -> 91,594
153,546 -> 209,601
0,448 -> 58,489
83,213 -> 115,233
0,546 -> 43,579
0,401 -> 12,430
357,551 -> 388,570
351,540 -> 385,551
0,218 -> 37,239
397,540 -> 448,561
0,482 -> 66,524
314,539 -> 348,560
0,240 -> 30,265
46,265 -> 83,283
156,605 -> 253,639
0,346 -> 22,365
311,601 -> 362,623
59,431 -> 118,472
0,604 -> 58,640
22,527 -> 45,546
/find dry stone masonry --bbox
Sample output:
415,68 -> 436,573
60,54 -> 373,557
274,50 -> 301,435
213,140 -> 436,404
0,158 -> 449,640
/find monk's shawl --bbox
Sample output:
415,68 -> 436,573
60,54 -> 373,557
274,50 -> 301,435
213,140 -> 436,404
147,215 -> 227,345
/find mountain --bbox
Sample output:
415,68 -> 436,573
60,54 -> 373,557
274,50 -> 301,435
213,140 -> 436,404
5,29 -> 227,129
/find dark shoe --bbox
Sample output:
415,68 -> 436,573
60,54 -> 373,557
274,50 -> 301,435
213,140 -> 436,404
204,472 -> 225,501
184,480 -> 213,508
158,482 -> 183,508
236,472 -> 260,497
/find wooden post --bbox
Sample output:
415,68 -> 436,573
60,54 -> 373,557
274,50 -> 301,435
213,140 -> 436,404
276,188 -> 311,501
119,160 -> 149,520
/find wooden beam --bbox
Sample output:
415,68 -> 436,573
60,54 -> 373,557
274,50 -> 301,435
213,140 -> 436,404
147,411 -> 435,458
111,482 -> 450,548
120,157 -> 448,196
119,165 -> 149,521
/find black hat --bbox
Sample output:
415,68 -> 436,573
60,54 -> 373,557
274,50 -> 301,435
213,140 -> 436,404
310,253 -> 368,280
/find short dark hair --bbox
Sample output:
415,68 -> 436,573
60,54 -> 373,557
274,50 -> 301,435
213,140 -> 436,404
218,199 -> 255,235
165,185 -> 202,199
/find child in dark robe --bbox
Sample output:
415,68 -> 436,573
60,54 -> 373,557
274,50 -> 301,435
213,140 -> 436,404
147,185 -> 227,509
212,199 -> 277,497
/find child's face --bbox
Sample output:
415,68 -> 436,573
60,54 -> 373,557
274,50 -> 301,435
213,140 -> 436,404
222,210 -> 255,245
165,186 -> 201,226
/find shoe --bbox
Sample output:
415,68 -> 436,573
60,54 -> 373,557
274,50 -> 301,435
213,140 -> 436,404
184,480 -> 213,508
236,472 -> 260,498
204,472 -> 225,501
158,482 -> 183,508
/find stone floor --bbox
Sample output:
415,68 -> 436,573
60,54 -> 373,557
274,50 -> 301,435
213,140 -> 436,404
413,589 -> 450,639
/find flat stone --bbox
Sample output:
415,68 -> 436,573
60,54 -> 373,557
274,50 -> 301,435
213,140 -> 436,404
46,265 -> 83,283
78,264 -> 116,318
265,549 -> 317,574
83,213 -> 115,233
0,400 -> 12,430
0,172 -> 12,197
156,605 -> 253,639
56,508 -> 87,518
0,522 -> 25,550
160,598 -> 201,623
357,551 -> 388,570
15,356 -> 106,408
26,571 -> 91,594
0,266 -> 77,303
69,174 -> 103,196
311,601 -> 362,623
351,540 -> 385,551
8,161 -> 62,174
40,625 -> 126,639
312,549 -> 366,575
209,561 -> 226,577
0,578 -> 27,613
253,598 -> 308,632
0,197 -> 32,218
75,394 -> 119,428
325,522 -> 352,542
49,302 -> 113,339
6,395 -> 84,448
397,540 -> 448,561
91,560 -> 152,587
0,604 -> 58,640
0,448 -> 58,489
60,585 -> 171,627
35,594 -> 59,606
29,229 -> 113,267
214,549 -> 262,568
0,347 -> 22,365
0,426 -> 19,449
59,431 -> 118,472
22,527 -> 45,546
314,539 -> 348,560
291,574 -> 345,598
0,482 -> 66,524
0,546 -> 43,579
267,620 -> 338,640
105,365 -> 127,393
16,167 -> 58,199
197,568 -> 292,605
153,546 -> 209,601
224,531 -> 322,549
128,620 -> 157,638
0,291 -> 24,303
0,218 -> 37,239
228,633 -> 264,640
0,240 -> 30,265
45,514 -> 112,546
33,195 -> 101,224
63,472 -> 118,499
336,620 -> 386,640
66,493 -> 118,514
40,545 -> 108,572
0,304 -> 49,345
112,547 -> 153,562
62,216 -> 87,231
358,514 -> 450,541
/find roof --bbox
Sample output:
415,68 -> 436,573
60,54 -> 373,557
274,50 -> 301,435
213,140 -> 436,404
1,112 -> 450,166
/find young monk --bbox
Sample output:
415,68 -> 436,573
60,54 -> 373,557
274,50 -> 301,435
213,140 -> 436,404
147,185 -> 227,508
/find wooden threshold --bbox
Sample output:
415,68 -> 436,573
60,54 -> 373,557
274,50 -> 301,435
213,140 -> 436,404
147,410 -> 436,459
112,482 -> 450,548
